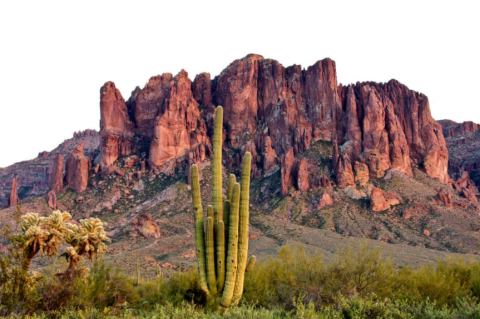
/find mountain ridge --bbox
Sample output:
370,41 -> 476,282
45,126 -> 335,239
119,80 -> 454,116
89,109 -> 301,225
2,54 -> 480,274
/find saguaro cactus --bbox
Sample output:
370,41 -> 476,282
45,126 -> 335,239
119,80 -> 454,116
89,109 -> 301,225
190,106 -> 254,309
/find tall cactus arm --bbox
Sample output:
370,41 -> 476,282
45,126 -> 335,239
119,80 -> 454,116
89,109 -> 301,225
220,183 -> 240,308
206,217 -> 217,295
212,106 -> 224,227
223,200 -> 231,276
191,164 -> 209,294
216,220 -> 226,292
223,200 -> 230,236
232,152 -> 252,306
227,174 -> 236,202
207,205 -> 214,219
191,164 -> 203,221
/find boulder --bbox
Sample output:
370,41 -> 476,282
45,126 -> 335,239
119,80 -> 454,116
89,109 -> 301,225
317,192 -> 333,209
131,213 -> 161,239
123,155 -> 140,168
370,188 -> 390,212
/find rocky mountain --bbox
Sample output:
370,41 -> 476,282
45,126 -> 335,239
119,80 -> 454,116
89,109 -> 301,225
2,54 -> 480,275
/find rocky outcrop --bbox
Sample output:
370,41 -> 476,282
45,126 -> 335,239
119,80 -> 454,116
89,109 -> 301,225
370,188 -> 390,212
131,213 -> 161,239
333,138 -> 355,187
281,149 -> 296,196
296,158 -> 309,192
369,188 -> 401,212
99,82 -> 134,168
47,190 -> 57,209
354,161 -> 369,186
65,143 -> 90,193
127,74 -> 172,137
263,136 -> 278,175
8,178 -> 19,207
317,192 -> 333,209
193,73 -> 213,108
435,189 -> 453,207
453,172 -> 478,194
462,188 -> 478,204
335,80 -> 448,184
213,54 -> 340,175
0,130 -> 98,208
49,155 -> 64,194
149,70 -> 209,168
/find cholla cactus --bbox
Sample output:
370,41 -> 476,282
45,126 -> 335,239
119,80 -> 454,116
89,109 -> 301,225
43,210 -> 72,257
20,210 -> 110,278
20,211 -> 72,271
65,218 -> 110,269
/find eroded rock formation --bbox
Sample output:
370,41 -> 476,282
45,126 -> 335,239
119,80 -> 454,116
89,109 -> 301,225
149,70 -> 209,168
47,190 -> 57,209
49,155 -> 64,194
335,80 -> 448,184
0,130 -> 98,208
65,143 -> 90,193
8,177 -> 19,207
99,82 -> 134,168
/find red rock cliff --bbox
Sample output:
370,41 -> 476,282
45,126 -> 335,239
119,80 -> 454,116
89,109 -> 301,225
334,80 -> 449,184
99,82 -> 134,168
90,55 -> 451,196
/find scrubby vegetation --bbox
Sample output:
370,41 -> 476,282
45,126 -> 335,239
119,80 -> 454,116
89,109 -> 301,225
4,218 -> 480,318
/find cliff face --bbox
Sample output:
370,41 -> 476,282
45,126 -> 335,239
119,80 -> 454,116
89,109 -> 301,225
334,81 -> 449,185
97,54 -> 450,195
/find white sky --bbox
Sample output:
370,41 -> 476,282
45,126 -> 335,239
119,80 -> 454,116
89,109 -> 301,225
1,0 -> 479,168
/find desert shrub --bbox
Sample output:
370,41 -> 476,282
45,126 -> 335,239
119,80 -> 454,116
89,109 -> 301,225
70,261 -> 142,310
243,243 -> 393,310
244,245 -> 328,309
162,267 -> 207,307
325,244 -> 394,298
386,258 -> 480,307
0,211 -> 39,316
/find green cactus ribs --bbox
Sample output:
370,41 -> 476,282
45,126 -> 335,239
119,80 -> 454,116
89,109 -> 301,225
189,105 -> 254,310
